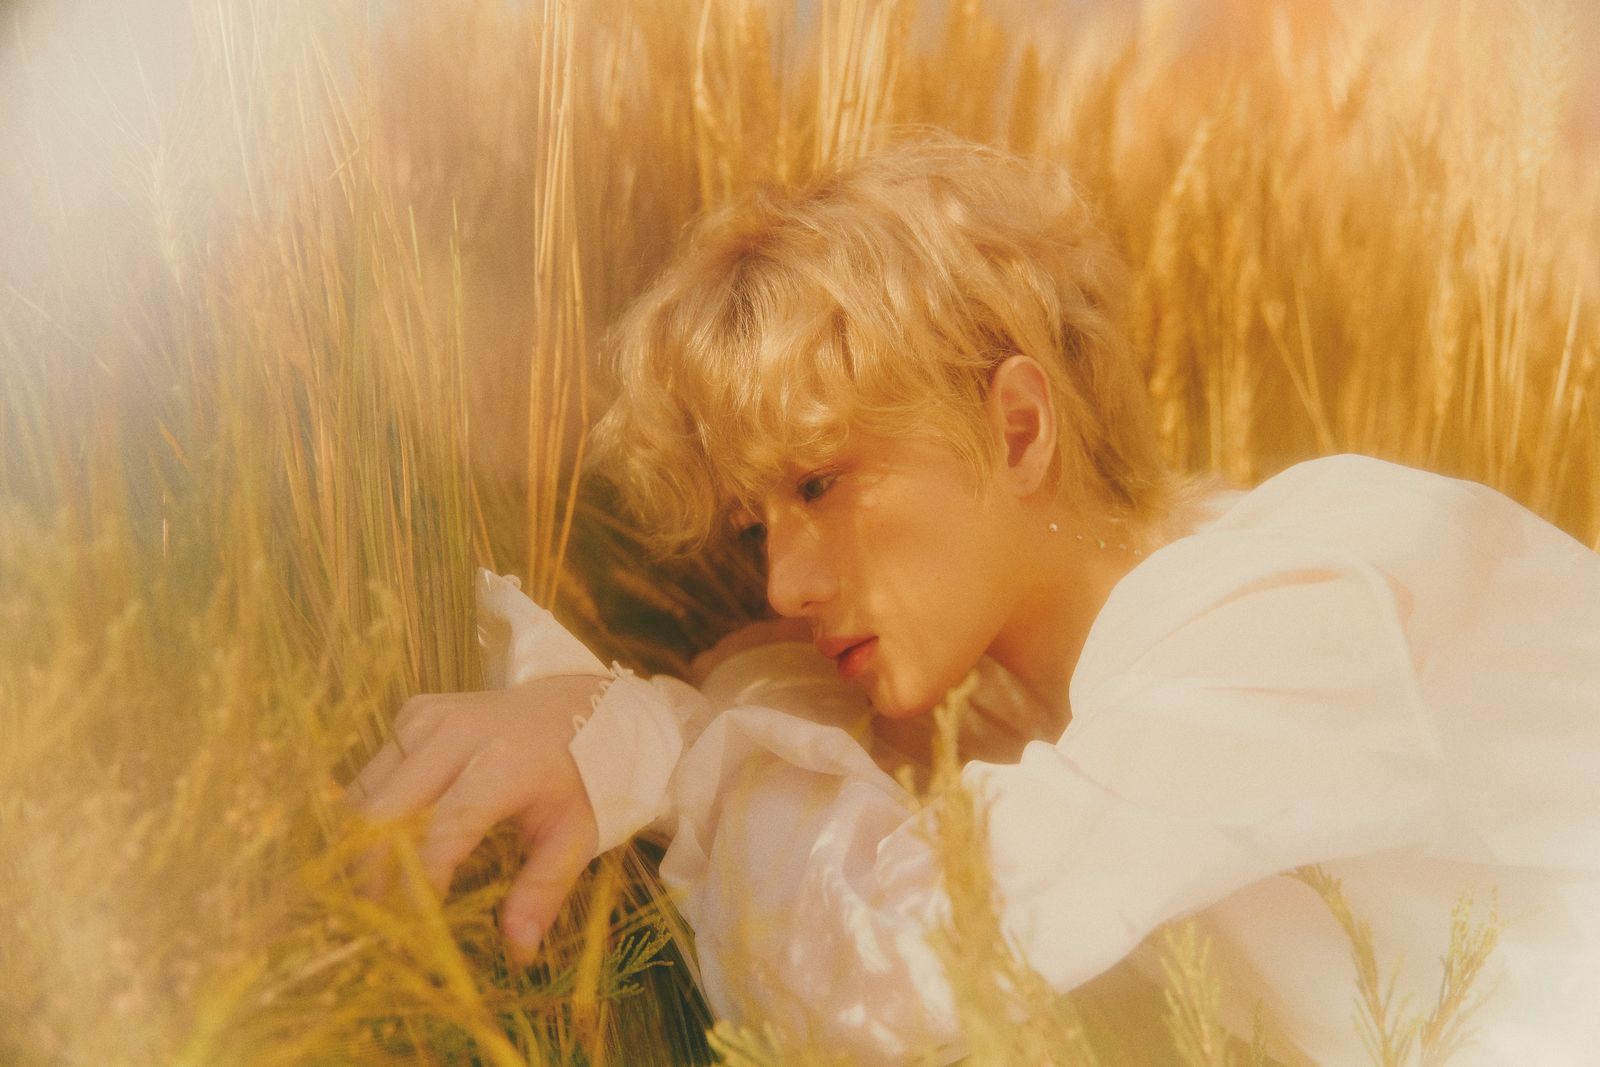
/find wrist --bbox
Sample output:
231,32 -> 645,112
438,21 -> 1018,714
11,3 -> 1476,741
567,670 -> 685,853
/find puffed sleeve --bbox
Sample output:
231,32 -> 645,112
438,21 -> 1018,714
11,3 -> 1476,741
970,531 -> 1447,993
475,569 -> 876,855
648,530 -> 1450,1063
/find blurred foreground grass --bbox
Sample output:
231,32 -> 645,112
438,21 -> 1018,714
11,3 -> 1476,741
1,0 -> 1595,1063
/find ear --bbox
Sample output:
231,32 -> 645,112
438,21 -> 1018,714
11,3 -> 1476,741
984,355 -> 1058,497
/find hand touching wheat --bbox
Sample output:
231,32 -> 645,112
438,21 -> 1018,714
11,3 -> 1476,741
350,675 -> 605,962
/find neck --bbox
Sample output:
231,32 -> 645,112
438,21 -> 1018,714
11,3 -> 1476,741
988,524 -> 1147,719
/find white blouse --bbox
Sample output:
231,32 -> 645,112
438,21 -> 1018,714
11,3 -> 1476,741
477,454 -> 1600,1065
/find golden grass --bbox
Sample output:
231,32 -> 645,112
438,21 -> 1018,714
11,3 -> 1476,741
1,0 -> 1595,1063
1292,866 -> 1499,1067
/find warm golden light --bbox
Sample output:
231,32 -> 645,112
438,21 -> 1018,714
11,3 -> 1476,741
1,0 -> 1595,1063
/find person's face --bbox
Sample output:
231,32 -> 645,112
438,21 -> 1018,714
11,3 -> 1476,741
738,429 -> 1028,719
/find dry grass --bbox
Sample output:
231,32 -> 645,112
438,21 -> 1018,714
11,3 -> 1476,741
1292,866 -> 1500,1067
1,0 -> 1594,1063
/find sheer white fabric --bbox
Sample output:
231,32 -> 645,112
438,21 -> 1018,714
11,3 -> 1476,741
478,454 -> 1600,1065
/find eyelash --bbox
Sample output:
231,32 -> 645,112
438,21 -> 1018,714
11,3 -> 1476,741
797,470 -> 837,503
735,471 -> 837,545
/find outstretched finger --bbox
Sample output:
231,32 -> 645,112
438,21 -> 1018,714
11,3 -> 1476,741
348,738 -> 407,804
392,692 -> 467,741
355,731 -> 473,823
349,738 -> 470,900
501,814 -> 599,965
417,748 -> 532,893
352,693 -> 482,806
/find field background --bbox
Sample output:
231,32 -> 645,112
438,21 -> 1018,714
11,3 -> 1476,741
2,0 -> 1596,1063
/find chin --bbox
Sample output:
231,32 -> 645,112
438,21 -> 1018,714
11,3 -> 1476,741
862,652 -> 983,720
870,699 -> 936,721
864,678 -> 940,720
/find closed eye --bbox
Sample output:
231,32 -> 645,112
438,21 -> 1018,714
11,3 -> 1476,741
728,504 -> 766,547
797,470 -> 837,503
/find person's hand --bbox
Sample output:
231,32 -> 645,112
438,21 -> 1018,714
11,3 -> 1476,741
349,674 -> 605,963
690,617 -> 814,685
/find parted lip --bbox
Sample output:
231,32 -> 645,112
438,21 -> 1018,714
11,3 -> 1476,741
815,634 -> 875,661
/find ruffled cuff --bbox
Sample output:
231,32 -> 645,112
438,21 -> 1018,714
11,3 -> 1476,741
475,569 -> 607,685
569,667 -> 687,853
477,568 -> 677,852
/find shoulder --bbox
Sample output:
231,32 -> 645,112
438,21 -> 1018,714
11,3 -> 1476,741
1070,456 -> 1441,704
1208,453 -> 1594,564
1073,452 -> 1599,708
1211,453 -> 1505,542
1076,526 -> 1411,692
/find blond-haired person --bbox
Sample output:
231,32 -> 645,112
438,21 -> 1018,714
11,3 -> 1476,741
353,139 -> 1600,1065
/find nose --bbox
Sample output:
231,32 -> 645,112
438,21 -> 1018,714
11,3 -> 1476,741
763,513 -> 837,620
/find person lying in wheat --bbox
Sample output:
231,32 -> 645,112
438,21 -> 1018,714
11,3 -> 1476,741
351,138 -> 1600,1065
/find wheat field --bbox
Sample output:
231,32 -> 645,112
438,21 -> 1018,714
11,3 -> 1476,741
1,0 -> 1596,1064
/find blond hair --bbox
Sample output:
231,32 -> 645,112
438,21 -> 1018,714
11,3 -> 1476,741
590,135 -> 1180,554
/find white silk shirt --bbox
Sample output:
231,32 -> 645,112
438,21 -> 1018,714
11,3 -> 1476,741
477,454 -> 1600,1065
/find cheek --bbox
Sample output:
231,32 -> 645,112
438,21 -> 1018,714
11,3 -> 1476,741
862,490 -> 990,578
876,563 -> 1005,718
852,478 -> 1017,712
896,514 -> 1015,633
